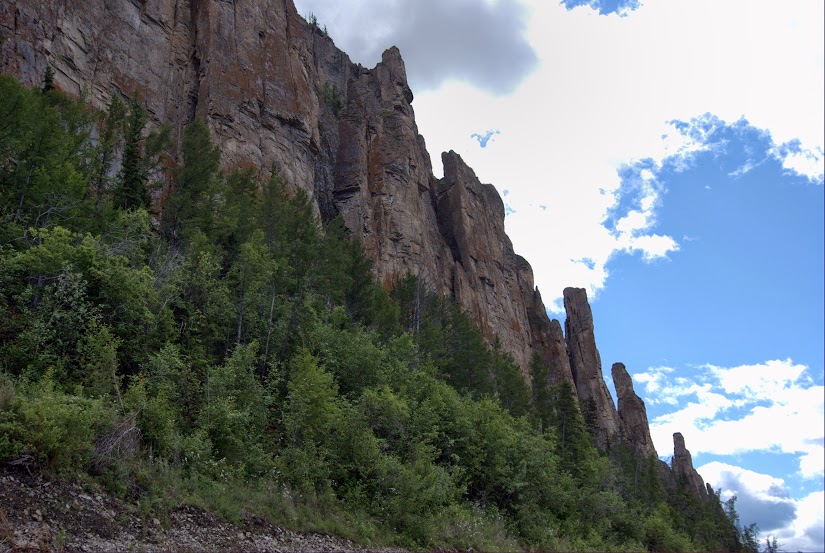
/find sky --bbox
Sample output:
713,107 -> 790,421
292,0 -> 824,550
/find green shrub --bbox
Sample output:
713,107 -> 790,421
0,373 -> 113,472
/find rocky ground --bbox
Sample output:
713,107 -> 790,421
0,466 -> 389,552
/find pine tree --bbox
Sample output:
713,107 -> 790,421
42,65 -> 55,93
528,353 -> 552,433
91,95 -> 125,216
163,118 -> 220,244
115,97 -> 149,211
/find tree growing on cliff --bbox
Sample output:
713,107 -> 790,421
163,118 -> 220,244
115,97 -> 149,211
42,65 -> 54,93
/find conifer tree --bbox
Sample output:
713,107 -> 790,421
163,118 -> 220,244
42,65 -> 55,93
91,95 -> 125,215
115,97 -> 149,211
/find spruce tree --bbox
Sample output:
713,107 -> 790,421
115,97 -> 149,211
42,65 -> 55,93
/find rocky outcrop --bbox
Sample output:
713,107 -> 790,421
436,151 -> 559,371
0,0 -> 325,192
2,0 -> 718,500
542,318 -> 576,387
672,432 -> 710,501
0,0 -> 561,376
612,362 -> 657,459
331,47 -> 453,295
563,288 -> 620,449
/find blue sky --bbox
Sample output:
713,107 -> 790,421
293,0 -> 824,549
594,114 -> 824,550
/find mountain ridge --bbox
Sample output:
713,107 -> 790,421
1,0 -> 713,500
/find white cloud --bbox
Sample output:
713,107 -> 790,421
633,365 -> 713,406
296,1 -> 823,309
407,0 -> 822,310
698,462 -> 825,553
626,233 -> 680,261
777,145 -> 825,183
789,491 -> 825,552
707,359 -> 810,400
643,359 -> 824,479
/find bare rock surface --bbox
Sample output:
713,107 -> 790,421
543,318 -> 576,387
0,0 -> 558,376
0,467 -> 394,553
332,47 -> 453,294
437,151 -> 552,372
672,432 -> 710,501
563,287 -> 620,449
612,362 -> 657,459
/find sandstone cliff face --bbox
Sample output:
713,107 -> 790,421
672,432 -> 710,501
563,287 -> 620,449
612,362 -> 657,459
0,0 -> 558,376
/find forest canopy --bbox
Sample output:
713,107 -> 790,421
0,75 -> 758,552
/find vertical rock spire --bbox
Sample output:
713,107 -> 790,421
612,362 -> 657,459
672,432 -> 710,501
563,287 -> 620,449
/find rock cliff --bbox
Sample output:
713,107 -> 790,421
0,0 -> 560,374
2,0 -> 713,501
672,432 -> 711,501
612,362 -> 657,459
563,287 -> 620,449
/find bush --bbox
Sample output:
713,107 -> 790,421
0,373 -> 113,473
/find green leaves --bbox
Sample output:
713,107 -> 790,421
0,74 -> 746,552
0,372 -> 113,473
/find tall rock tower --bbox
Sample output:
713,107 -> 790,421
613,362 -> 657,459
563,287 -> 620,449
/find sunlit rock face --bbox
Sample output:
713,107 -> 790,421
612,362 -> 657,459
672,432 -> 711,501
1,0 -> 559,375
3,0 -> 716,495
563,287 -> 621,449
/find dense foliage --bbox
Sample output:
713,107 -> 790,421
0,75 -> 755,551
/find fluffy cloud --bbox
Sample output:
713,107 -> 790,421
293,0 -> 537,94
699,462 -> 796,533
299,0 -> 822,308
698,462 -> 825,552
636,359 -> 825,479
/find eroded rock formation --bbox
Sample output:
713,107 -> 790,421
563,287 -> 620,449
0,0 -> 560,376
2,0 -> 715,499
612,362 -> 657,459
672,432 -> 710,501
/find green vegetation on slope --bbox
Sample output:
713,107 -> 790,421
0,75 -> 757,552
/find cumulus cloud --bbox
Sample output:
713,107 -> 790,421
294,0 -> 537,94
699,462 -> 796,533
296,0 -> 823,310
698,463 -> 825,552
636,359 -> 825,479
